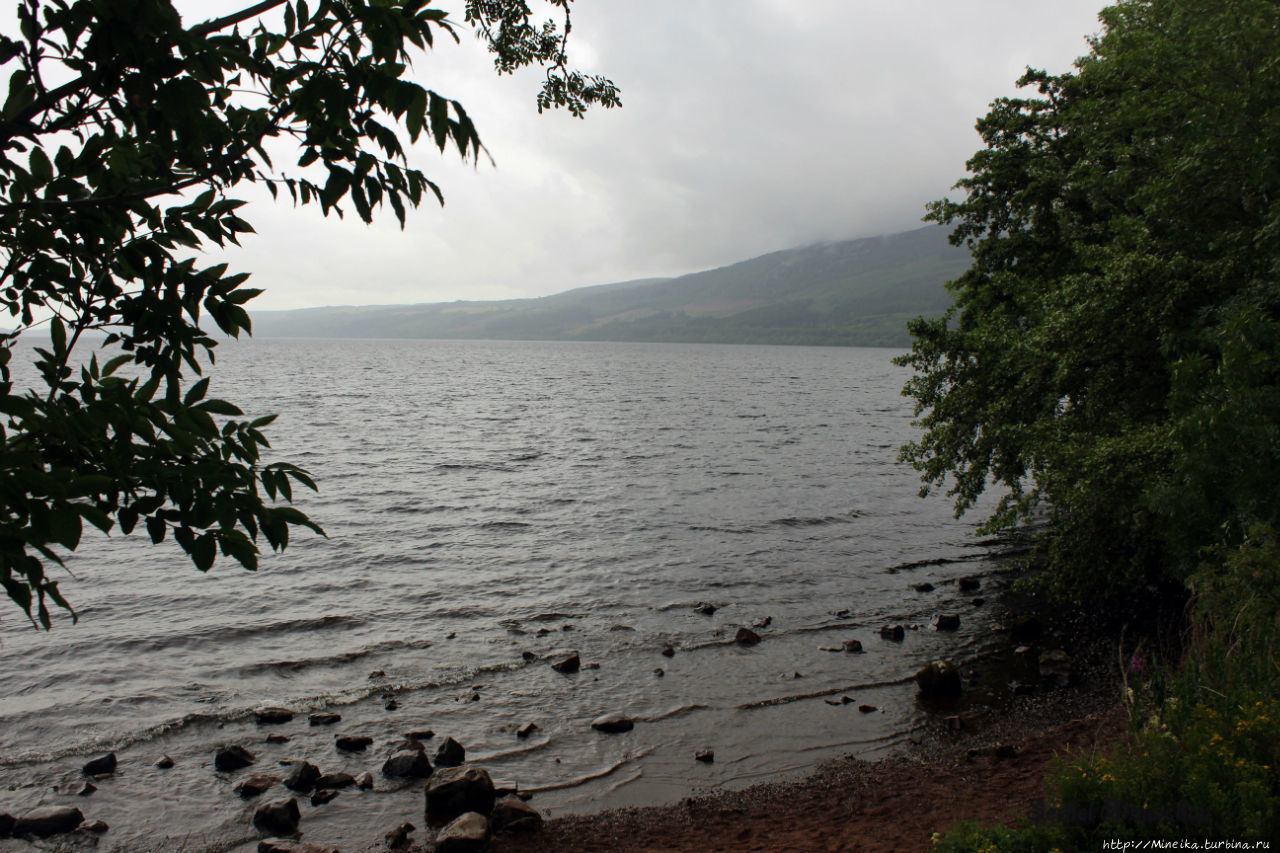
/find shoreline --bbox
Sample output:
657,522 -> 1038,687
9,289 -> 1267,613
366,602 -> 1129,853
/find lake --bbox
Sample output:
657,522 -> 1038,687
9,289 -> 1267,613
0,338 -> 1009,852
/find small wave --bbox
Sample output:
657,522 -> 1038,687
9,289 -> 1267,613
737,674 -> 917,710
479,521 -> 533,530
220,637 -> 435,677
883,552 -> 987,573
771,513 -> 860,528
688,524 -> 756,534
634,703 -> 711,723
521,746 -> 656,793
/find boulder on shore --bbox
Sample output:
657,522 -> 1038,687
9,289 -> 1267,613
425,765 -> 496,821
879,624 -> 906,642
234,774 -> 281,799
491,795 -> 543,833
252,797 -> 300,837
934,614 -> 961,632
843,639 -> 864,653
335,734 -> 373,752
915,660 -> 963,699
734,626 -> 761,646
435,811 -> 490,853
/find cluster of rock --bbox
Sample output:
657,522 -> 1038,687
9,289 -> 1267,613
0,752 -> 120,842
206,724 -> 546,852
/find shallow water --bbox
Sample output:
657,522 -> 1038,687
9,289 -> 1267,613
0,338 -> 1008,851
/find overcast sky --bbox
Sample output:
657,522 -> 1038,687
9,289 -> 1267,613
196,1 -> 1107,311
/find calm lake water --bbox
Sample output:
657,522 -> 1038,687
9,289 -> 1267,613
0,338 -> 1010,852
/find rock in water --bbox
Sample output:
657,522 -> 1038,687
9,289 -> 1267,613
155,754 -> 175,769
309,789 -> 339,806
308,713 -> 341,726
314,772 -> 355,790
335,734 -> 373,752
879,624 -> 906,641
384,822 -> 415,848
549,651 -> 580,674
13,806 -> 83,838
424,766 -> 496,821
491,795 -> 543,833
254,707 -> 294,725
958,576 -> 981,592
382,748 -> 432,779
516,722 -> 539,739
214,745 -> 256,772
257,840 -> 340,853
734,627 -> 761,645
842,638 -> 864,653
252,797 -> 300,837
355,771 -> 375,790
694,749 -> 714,763
590,712 -> 634,733
694,602 -> 716,615
436,812 -> 490,853
934,614 -> 961,631
915,660 -> 963,699
82,752 -> 117,777
235,775 -> 281,799
433,736 -> 466,768
283,761 -> 321,793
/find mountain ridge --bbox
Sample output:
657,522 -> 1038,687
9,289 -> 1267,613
250,225 -> 969,347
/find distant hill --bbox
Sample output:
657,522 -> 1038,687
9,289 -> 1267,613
250,225 -> 969,347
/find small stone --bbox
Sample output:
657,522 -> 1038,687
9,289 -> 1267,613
283,761 -> 321,793
254,707 -> 294,725
590,712 -> 634,733
384,822 -> 414,848
308,713 -> 341,726
958,577 -> 981,592
436,812 -> 490,853
550,651 -> 580,674
383,697 -> 399,711
446,632 -> 457,639
734,626 -> 761,645
433,736 -> 466,768
266,734 -> 291,745
82,752 -> 117,777
234,774 -> 281,799
335,734 -> 373,752
258,841 -> 340,853
858,704 -> 877,713
582,662 -> 600,671
214,744 -> 256,772
694,749 -> 714,763
65,780 -> 96,797
406,729 -> 435,741
155,754 -> 175,769
355,771 -> 375,790
912,582 -> 935,593
840,695 -> 855,704
654,667 -> 665,677
310,789 -> 339,806
694,602 -> 716,616
879,624 -> 905,641
561,624 -> 574,631
843,638 -> 863,653
490,795 -> 543,834
516,722 -> 539,739
972,597 -> 986,607
13,806 -> 83,838
252,797 -> 300,837
79,819 -> 109,834
368,669 -> 386,678
521,651 -> 538,662
661,645 -> 675,658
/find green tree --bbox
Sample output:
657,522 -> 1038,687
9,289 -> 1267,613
0,0 -> 618,627
897,0 -> 1280,598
